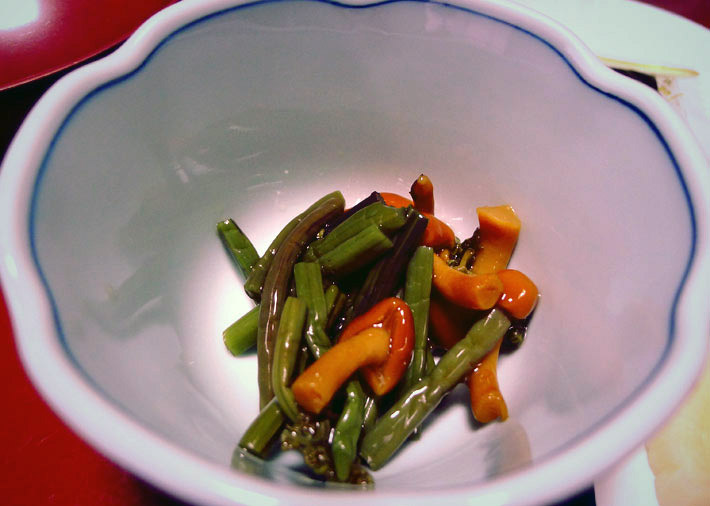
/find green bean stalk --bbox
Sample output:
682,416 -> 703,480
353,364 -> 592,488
317,225 -> 393,278
332,380 -> 366,482
222,305 -> 259,356
239,280 -> 353,458
256,191 -> 344,408
293,262 -> 331,359
271,297 -> 307,422
217,218 -> 260,278
304,202 -> 406,262
245,192 -> 345,300
239,398 -> 285,457
401,246 -> 434,392
359,309 -> 511,470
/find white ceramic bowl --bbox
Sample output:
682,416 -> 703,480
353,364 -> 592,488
2,0 -> 709,504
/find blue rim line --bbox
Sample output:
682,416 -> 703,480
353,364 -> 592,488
27,0 -> 697,485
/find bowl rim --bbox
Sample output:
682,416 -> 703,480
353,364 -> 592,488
2,0 -> 710,504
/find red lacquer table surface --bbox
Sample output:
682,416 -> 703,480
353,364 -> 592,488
1,1 -> 708,505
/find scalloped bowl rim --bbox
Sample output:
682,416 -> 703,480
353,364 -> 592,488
1,0 -> 710,504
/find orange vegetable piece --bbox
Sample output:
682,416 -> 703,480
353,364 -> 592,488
380,192 -> 414,209
421,214 -> 455,250
339,297 -> 415,396
468,337 -> 508,423
291,327 -> 390,414
497,269 -> 539,319
432,254 -> 503,310
380,192 -> 455,250
410,174 -> 434,214
467,207 -> 521,424
471,205 -> 521,275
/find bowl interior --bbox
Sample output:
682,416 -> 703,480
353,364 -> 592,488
30,0 -> 692,491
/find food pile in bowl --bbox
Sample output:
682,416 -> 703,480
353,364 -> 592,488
220,174 -> 539,484
1,0 -> 709,504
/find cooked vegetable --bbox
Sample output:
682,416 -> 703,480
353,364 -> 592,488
245,192 -> 345,300
223,305 -> 260,356
420,212 -> 456,250
468,337 -> 508,423
497,269 -> 539,319
241,284 -> 356,456
223,177 -> 538,483
432,254 -> 504,310
257,191 -> 345,408
380,192 -> 455,249
217,218 -> 260,278
380,192 -> 413,208
322,191 -> 383,236
410,174 -> 435,214
359,308 -> 511,469
402,247 -> 434,392
338,297 -> 415,396
271,297 -> 307,422
239,397 -> 286,457
332,380 -> 366,481
317,224 -> 393,277
431,287 -> 514,423
471,205 -> 521,275
291,327 -> 390,414
347,211 -> 428,321
293,271 -> 372,479
294,262 -> 331,359
304,202 -> 407,262
281,415 -> 373,485
446,229 -> 480,268
221,271 -> 348,360
467,209 -> 525,423
280,415 -> 336,480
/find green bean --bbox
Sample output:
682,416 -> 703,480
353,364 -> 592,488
293,273 -> 369,481
294,262 -> 331,359
245,192 -> 344,301
322,191 -> 383,235
407,349 -> 430,442
405,246 -> 435,441
317,225 -> 393,277
332,380 -> 366,482
217,219 -> 260,278
223,305 -> 260,356
239,397 -> 285,457
257,191 -> 345,408
359,309 -> 511,470
304,202 -> 407,262
271,297 -> 307,422
401,246 -> 434,392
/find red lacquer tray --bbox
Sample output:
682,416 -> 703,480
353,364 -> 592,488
0,0 -> 177,91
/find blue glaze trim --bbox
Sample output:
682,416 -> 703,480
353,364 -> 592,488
28,0 -> 697,478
